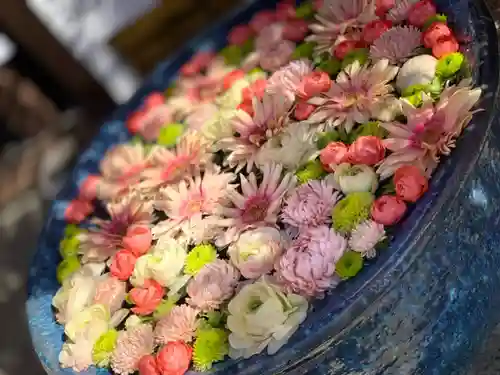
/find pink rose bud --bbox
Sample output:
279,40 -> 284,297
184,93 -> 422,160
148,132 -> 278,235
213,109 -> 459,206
139,355 -> 160,375
123,225 -> 152,257
371,195 -> 407,225
223,69 -> 246,91
294,102 -> 316,120
228,25 -> 254,46
130,279 -> 164,316
126,110 -> 145,134
348,136 -> 386,165
408,0 -> 437,28
276,2 -> 297,21
156,341 -> 192,375
144,92 -> 165,109
320,142 -> 349,172
64,199 -> 93,224
283,19 -> 309,42
250,10 -> 277,32
79,175 -> 100,201
393,165 -> 429,202
110,249 -> 138,281
299,71 -> 332,99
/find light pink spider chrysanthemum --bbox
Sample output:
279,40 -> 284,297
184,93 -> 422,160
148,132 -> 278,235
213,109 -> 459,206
308,59 -> 399,132
307,0 -> 377,54
281,179 -> 341,229
349,220 -> 386,258
153,168 -> 236,243
267,59 -> 314,102
219,89 -> 294,172
378,81 -> 482,179
111,324 -> 155,375
217,163 -> 297,246
141,130 -> 212,189
154,305 -> 200,344
79,196 -> 153,263
370,26 -> 422,65
386,0 -> 419,23
187,259 -> 240,311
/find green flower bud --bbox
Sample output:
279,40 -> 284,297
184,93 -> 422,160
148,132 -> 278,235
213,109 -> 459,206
318,57 -> 342,77
436,52 -> 464,79
336,251 -> 363,279
423,14 -> 448,30
332,192 -> 374,233
316,130 -> 341,149
157,123 -> 184,147
56,256 -> 81,284
295,160 -> 326,184
92,329 -> 118,367
220,45 -> 243,66
341,48 -> 369,70
296,2 -> 315,19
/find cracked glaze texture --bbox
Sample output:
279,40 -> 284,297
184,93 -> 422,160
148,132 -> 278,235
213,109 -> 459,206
26,1 -> 500,375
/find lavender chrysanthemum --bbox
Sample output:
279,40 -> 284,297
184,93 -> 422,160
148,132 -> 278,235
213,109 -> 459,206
281,180 -> 341,229
370,26 -> 422,65
349,220 -> 386,258
386,0 -> 419,23
110,324 -> 154,375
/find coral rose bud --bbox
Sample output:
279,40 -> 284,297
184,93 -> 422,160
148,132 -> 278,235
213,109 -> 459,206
127,111 -> 145,134
423,22 -> 452,48
223,70 -> 245,91
64,199 -> 94,224
299,71 -> 331,99
432,35 -> 459,59
408,0 -> 437,28
144,92 -> 165,109
320,142 -> 349,171
110,250 -> 138,281
228,25 -> 254,46
294,102 -> 316,120
348,136 -> 386,165
156,341 -> 192,375
394,165 -> 429,202
79,174 -> 100,201
276,2 -> 297,21
371,195 -> 407,225
123,225 -> 152,257
283,19 -> 309,42
250,10 -> 277,32
138,355 -> 160,375
129,279 -> 164,316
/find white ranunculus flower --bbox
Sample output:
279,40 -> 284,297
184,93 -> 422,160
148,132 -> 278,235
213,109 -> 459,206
396,54 -> 437,93
228,227 -> 284,279
227,277 -> 308,359
65,304 -> 110,343
334,164 -> 378,194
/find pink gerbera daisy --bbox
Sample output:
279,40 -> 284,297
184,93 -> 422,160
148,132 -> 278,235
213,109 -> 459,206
216,163 -> 296,246
79,196 -> 153,263
378,81 -> 482,179
153,167 -> 236,244
219,88 -> 293,172
370,26 -> 422,65
308,59 -> 399,132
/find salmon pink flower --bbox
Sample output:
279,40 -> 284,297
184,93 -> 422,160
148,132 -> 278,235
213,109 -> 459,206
371,195 -> 407,225
348,136 -> 386,165
127,93 -> 173,141
123,225 -> 152,257
78,174 -> 100,201
362,20 -> 392,44
393,165 -> 429,202
180,51 -> 215,76
320,141 -> 350,171
129,279 -> 165,316
156,341 -> 192,375
294,102 -> 316,120
299,71 -> 331,99
276,1 -> 297,21
110,250 -> 138,281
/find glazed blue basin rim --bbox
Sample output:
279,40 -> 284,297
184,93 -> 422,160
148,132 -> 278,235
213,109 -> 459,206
27,1 -> 500,374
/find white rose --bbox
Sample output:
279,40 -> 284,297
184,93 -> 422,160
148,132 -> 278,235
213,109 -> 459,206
227,277 -> 308,359
228,227 -> 284,279
334,164 -> 378,194
396,54 -> 437,93
65,304 -> 110,343
124,315 -> 143,330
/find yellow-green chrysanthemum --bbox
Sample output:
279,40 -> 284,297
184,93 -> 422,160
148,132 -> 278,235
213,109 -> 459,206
184,244 -> 217,275
332,192 -> 374,233
193,327 -> 229,371
295,160 -> 326,184
92,329 -> 118,367
56,256 -> 81,284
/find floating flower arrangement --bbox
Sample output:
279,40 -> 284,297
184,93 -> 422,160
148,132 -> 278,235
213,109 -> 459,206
53,0 -> 482,374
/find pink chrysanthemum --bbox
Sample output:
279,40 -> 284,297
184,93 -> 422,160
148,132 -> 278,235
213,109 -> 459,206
111,324 -> 155,375
307,0 -> 377,54
219,89 -> 293,172
187,259 -> 240,311
79,196 -> 153,263
281,180 -> 341,229
154,305 -> 200,344
141,130 -> 212,189
370,26 -> 422,65
217,163 -> 297,246
349,220 -> 386,258
308,59 -> 399,132
378,81 -> 482,179
153,167 -> 236,243
267,59 -> 314,102
274,225 -> 347,298
386,0 -> 419,23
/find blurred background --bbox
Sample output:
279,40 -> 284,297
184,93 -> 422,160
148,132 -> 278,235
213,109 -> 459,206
0,1 -> 499,374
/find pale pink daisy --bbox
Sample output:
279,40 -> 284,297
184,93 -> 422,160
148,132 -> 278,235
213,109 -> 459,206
267,59 -> 314,102
79,196 -> 153,263
308,59 -> 399,132
153,167 -> 236,243
216,163 -> 296,246
370,26 -> 422,65
141,130 -> 212,189
111,324 -> 155,375
187,259 -> 240,311
281,179 -> 341,229
307,0 -> 377,54
378,81 -> 482,179
349,220 -> 386,258
154,305 -> 200,344
386,0 -> 420,23
219,88 -> 294,172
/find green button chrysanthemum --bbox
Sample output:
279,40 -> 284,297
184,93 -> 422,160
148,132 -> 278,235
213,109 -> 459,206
157,123 -> 184,147
436,52 -> 464,79
193,327 -> 229,371
295,160 -> 326,184
185,244 -> 218,276
332,192 -> 374,233
56,256 -> 81,284
59,235 -> 80,258
336,251 -> 364,279
92,329 -> 118,367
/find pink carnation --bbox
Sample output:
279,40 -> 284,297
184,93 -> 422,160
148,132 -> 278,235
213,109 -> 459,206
154,305 -> 199,345
187,259 -> 240,312
275,226 -> 347,298
111,324 -> 155,375
281,180 -> 341,229
93,274 -> 127,314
